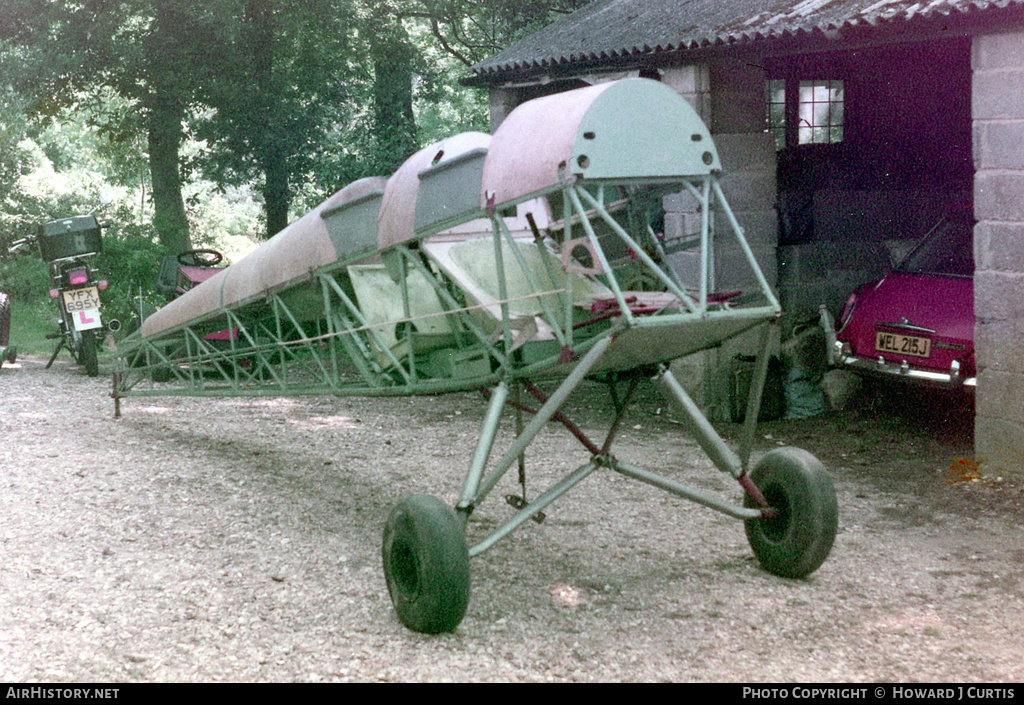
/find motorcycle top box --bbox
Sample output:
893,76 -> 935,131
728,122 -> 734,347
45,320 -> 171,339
38,216 -> 103,262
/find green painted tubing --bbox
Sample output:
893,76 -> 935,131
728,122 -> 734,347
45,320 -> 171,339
321,273 -> 412,384
574,185 -> 696,312
647,224 -> 686,293
398,245 -> 508,367
495,217 -> 567,348
458,381 -> 509,513
651,365 -> 744,479
491,216 -> 514,357
472,334 -> 613,505
739,322 -> 774,473
699,178 -> 711,307
469,461 -> 599,557
711,178 -> 781,311
610,458 -> 762,520
566,187 -> 634,325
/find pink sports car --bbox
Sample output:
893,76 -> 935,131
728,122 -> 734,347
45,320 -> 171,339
831,215 -> 975,389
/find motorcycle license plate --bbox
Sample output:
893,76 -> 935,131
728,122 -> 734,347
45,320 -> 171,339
63,288 -> 103,331
63,287 -> 100,313
875,331 -> 930,358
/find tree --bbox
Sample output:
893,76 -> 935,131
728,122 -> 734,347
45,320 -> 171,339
0,0 -> 212,254
139,1 -> 202,254
195,0 -> 357,237
417,0 -> 587,67
366,1 -> 420,174
0,0 -> 584,247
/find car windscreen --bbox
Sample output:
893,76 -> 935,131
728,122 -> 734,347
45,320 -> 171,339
898,218 -> 974,277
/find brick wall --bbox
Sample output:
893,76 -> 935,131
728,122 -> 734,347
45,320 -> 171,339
973,30 -> 1024,476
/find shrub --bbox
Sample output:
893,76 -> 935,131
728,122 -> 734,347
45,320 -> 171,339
95,231 -> 165,326
0,254 -> 50,303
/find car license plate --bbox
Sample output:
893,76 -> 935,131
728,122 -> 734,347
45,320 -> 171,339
63,287 -> 100,313
875,331 -> 931,358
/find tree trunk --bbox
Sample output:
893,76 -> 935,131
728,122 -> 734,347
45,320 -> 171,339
262,149 -> 290,237
370,7 -> 418,174
147,94 -> 190,254
245,0 -> 291,239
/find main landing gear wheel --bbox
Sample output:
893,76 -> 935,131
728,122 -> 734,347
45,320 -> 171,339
382,494 -> 471,634
744,447 -> 838,579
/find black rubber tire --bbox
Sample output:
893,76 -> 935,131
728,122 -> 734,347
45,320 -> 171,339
79,331 -> 99,377
0,292 -> 11,348
744,447 -> 838,579
382,494 -> 470,634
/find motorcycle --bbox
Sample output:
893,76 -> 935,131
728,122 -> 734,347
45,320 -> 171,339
0,291 -> 16,369
8,202 -> 119,376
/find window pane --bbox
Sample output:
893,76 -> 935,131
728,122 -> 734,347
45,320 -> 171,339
830,102 -> 844,127
797,79 -> 844,144
813,102 -> 831,127
765,79 -> 787,149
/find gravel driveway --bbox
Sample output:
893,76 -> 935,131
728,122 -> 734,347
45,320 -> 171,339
1,355 -> 1022,682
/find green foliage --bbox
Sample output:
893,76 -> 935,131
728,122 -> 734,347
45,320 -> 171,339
95,228 -> 165,324
417,0 -> 587,66
0,0 -> 576,250
410,20 -> 489,144
194,0 -> 358,237
0,85 -> 30,198
0,254 -> 49,303
5,298 -> 60,358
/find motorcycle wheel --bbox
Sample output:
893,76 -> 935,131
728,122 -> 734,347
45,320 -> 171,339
79,331 -> 99,377
0,292 -> 11,347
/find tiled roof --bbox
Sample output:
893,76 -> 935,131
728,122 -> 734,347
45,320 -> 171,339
469,0 -> 1024,82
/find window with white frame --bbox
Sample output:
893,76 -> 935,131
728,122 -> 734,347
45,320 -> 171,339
765,79 -> 786,150
798,80 -> 844,145
765,79 -> 845,149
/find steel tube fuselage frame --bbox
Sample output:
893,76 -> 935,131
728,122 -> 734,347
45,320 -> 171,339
115,79 -> 781,402
111,78 -> 792,575
113,175 -> 779,402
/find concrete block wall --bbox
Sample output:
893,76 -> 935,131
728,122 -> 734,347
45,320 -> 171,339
776,188 -> 965,332
663,133 -> 779,298
973,30 -> 1024,476
778,239 -> 889,324
658,67 -> 779,418
659,64 -> 712,124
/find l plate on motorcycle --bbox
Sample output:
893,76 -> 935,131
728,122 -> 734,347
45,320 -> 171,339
63,288 -> 103,331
